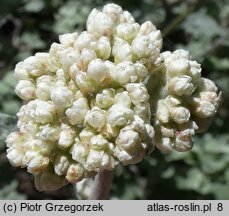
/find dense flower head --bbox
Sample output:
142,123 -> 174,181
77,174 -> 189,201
6,3 -> 221,191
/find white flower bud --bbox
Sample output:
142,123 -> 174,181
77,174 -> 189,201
165,96 -> 182,107
116,23 -> 139,41
112,38 -> 132,63
23,150 -> 49,173
35,75 -> 53,100
168,75 -> 195,96
6,147 -> 24,167
85,149 -> 114,172
107,104 -> 133,126
75,71 -> 95,93
37,124 -> 60,142
87,59 -> 110,83
60,48 -> 80,71
131,35 -> 159,59
54,155 -> 69,176
90,134 -> 109,149
191,98 -> 216,118
15,80 -> 36,100
66,98 -> 89,125
139,21 -> 156,35
58,123 -> 76,148
96,88 -> 115,108
134,62 -> 148,80
120,11 -> 135,24
50,86 -> 73,108
160,127 -> 174,140
23,53 -> 51,77
173,49 -> 190,60
174,134 -> 193,152
79,48 -> 97,70
71,141 -> 87,164
79,128 -> 96,142
59,32 -> 78,47
199,91 -> 218,106
126,83 -> 149,105
66,164 -> 84,183
156,137 -> 173,153
6,132 -> 26,165
114,91 -> 132,107
96,36 -> 111,59
149,30 -> 163,50
29,100 -> 55,124
116,128 -> 141,150
87,9 -> 114,38
167,59 -> 190,77
198,78 -> 218,92
84,107 -> 106,129
102,3 -> 123,22
170,107 -> 190,124
73,31 -> 95,51
111,61 -> 136,84
19,121 -> 39,135
189,61 -> 201,80
14,62 -> 30,81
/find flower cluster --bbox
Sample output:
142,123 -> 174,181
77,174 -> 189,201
6,3 -> 222,191
148,50 -> 222,153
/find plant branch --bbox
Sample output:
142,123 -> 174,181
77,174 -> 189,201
162,1 -> 198,37
89,170 -> 114,200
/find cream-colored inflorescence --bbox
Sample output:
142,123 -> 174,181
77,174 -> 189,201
6,3 -> 221,191
148,50 -> 222,153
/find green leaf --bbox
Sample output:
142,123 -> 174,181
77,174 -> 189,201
182,9 -> 222,40
0,113 -> 17,151
0,181 -> 26,200
24,0 -> 45,13
20,32 -> 46,49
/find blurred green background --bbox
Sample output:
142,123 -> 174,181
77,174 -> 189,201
0,0 -> 228,199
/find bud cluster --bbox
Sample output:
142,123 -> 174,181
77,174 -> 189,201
6,3 -> 222,191
149,50 -> 222,152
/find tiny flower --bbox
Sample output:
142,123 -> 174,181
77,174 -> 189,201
50,86 -> 74,108
87,9 -> 114,38
102,3 -> 123,22
168,75 -> 195,96
126,83 -> 149,105
66,98 -> 89,125
170,107 -> 190,124
84,106 -> 106,129
36,124 -> 60,142
95,88 -> 115,109
73,31 -> 95,51
79,48 -> 97,70
116,23 -> 139,41
131,35 -> 160,60
191,98 -> 216,118
15,80 -> 36,100
107,104 -> 134,126
87,59 -> 110,83
96,36 -> 111,60
112,37 -> 132,63
35,75 -> 53,101
59,32 -> 78,47
167,59 -> 190,77
66,163 -> 84,183
54,155 -> 70,176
